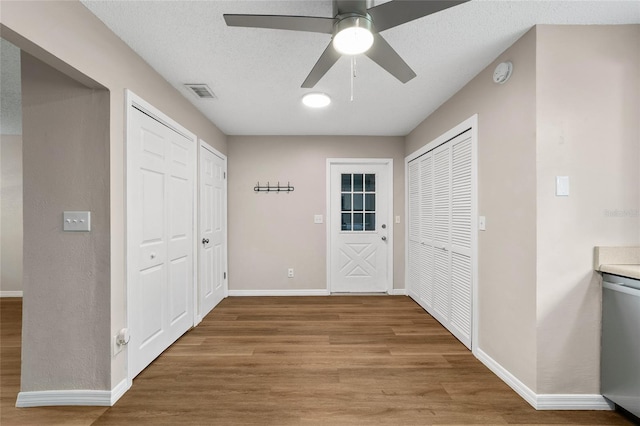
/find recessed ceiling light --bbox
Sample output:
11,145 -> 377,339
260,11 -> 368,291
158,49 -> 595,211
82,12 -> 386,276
302,92 -> 331,108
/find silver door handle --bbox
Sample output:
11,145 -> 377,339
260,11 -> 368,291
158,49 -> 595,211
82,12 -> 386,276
381,236 -> 387,241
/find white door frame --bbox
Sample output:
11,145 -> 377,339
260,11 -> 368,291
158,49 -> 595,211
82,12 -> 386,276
125,90 -> 198,384
404,114 -> 478,352
326,158 -> 394,294
196,140 -> 228,325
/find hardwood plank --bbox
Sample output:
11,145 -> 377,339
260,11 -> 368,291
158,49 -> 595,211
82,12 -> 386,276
1,296 -> 635,425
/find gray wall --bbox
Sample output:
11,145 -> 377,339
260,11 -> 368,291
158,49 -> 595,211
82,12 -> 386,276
535,24 -> 640,394
1,0 -> 227,388
406,24 -> 640,395
0,134 -> 23,294
21,52 -> 110,391
228,136 -> 405,291
407,29 -> 539,390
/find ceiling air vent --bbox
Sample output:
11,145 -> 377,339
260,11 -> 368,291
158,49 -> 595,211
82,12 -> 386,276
184,84 -> 216,100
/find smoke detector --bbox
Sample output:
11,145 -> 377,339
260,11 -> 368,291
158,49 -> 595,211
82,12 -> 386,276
493,62 -> 513,84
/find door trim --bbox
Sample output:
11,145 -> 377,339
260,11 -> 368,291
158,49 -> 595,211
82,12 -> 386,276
196,140 -> 228,325
326,158 -> 394,294
404,114 -> 478,352
124,90 -> 198,384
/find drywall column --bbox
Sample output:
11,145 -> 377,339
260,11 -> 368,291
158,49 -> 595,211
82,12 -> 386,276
1,135 -> 23,295
535,24 -> 640,394
20,52 -> 111,392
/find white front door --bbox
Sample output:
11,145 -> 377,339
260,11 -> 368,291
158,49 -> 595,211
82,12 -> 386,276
199,143 -> 226,319
128,105 -> 195,379
329,160 -> 392,293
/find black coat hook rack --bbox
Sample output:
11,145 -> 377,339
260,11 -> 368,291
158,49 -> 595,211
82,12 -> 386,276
254,181 -> 294,193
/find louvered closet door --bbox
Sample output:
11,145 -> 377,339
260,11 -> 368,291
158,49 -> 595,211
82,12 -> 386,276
449,134 -> 472,347
407,160 -> 421,299
406,129 -> 472,350
418,154 -> 434,310
432,142 -> 451,324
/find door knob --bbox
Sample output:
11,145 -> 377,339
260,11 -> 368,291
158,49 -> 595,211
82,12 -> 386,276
202,238 -> 209,245
381,236 -> 387,241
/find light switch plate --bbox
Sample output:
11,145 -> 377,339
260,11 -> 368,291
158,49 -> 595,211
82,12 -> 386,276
479,216 -> 486,231
314,215 -> 323,224
63,211 -> 91,232
556,176 -> 570,196
395,216 -> 401,224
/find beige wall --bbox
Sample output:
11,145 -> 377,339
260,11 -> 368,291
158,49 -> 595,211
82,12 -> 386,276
228,136 -> 405,291
406,24 -> 640,396
535,25 -> 640,394
1,1 -> 227,389
21,52 -> 111,391
0,134 -> 22,294
406,28 -> 539,390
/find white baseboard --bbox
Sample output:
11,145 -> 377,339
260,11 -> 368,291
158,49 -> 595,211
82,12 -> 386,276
228,289 -> 330,296
536,394 -> 613,410
16,379 -> 130,407
109,379 -> 130,405
474,347 -> 538,408
0,291 -> 23,298
474,348 -> 613,411
389,288 -> 407,296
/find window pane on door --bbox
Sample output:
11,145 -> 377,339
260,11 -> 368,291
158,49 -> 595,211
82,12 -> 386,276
353,194 -> 363,211
341,174 -> 351,192
341,213 -> 352,231
354,174 -> 363,192
339,172 -> 375,232
365,174 -> 375,192
341,194 -> 351,211
353,213 -> 364,231
365,213 -> 375,231
365,194 -> 375,211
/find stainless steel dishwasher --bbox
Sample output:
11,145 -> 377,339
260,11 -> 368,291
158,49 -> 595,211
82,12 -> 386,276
601,273 -> 640,418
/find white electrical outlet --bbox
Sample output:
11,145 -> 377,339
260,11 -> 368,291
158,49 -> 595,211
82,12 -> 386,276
288,268 -> 294,278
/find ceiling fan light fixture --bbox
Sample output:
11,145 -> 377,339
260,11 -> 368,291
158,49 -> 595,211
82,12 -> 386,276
332,16 -> 374,55
302,92 -> 331,108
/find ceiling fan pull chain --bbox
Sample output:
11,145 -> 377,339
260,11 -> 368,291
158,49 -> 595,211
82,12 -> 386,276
350,56 -> 355,101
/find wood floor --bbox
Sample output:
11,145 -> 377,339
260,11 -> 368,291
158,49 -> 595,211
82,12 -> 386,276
0,296 -> 634,425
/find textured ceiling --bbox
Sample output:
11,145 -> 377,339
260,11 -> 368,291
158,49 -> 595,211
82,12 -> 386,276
79,1 -> 639,136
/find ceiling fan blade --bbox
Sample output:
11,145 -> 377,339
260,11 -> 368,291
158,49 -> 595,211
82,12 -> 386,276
223,14 -> 335,34
301,42 -> 341,88
365,33 -> 416,84
367,0 -> 469,32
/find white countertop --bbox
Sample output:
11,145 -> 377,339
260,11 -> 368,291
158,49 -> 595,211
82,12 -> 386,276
594,246 -> 640,280
598,264 -> 640,280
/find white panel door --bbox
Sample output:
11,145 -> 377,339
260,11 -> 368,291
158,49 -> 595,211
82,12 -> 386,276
128,107 -> 194,379
199,144 -> 226,319
330,162 -> 391,293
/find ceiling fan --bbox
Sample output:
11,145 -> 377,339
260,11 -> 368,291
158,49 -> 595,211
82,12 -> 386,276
224,0 -> 468,88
